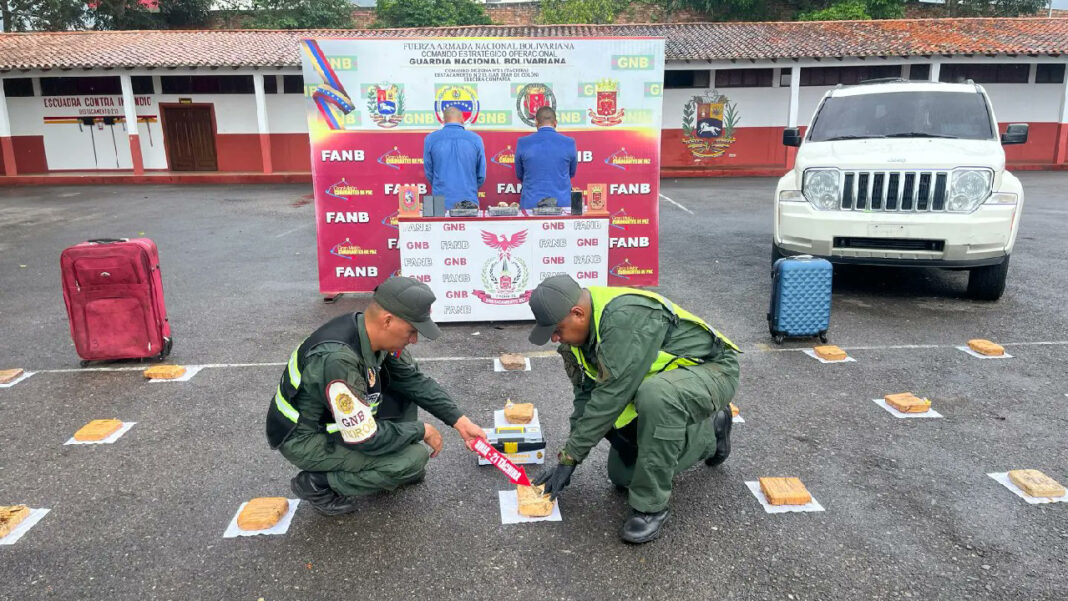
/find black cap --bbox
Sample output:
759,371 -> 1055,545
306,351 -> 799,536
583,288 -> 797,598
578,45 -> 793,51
528,275 -> 581,345
373,276 -> 442,340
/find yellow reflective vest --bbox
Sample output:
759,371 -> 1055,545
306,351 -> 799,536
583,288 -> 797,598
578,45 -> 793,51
570,286 -> 739,429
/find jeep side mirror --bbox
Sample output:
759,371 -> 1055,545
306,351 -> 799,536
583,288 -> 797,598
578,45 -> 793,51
1001,123 -> 1028,145
782,127 -> 802,147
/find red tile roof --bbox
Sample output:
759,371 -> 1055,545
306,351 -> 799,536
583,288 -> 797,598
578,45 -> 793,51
0,19 -> 1065,71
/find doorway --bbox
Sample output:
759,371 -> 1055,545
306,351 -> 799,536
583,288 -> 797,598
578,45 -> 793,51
161,105 -> 218,171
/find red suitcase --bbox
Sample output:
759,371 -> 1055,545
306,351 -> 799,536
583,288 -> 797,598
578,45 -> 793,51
60,238 -> 172,366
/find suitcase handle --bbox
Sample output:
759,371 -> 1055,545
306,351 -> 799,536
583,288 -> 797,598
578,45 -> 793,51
88,238 -> 129,244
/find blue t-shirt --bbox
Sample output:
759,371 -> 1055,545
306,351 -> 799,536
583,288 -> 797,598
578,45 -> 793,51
515,127 -> 578,210
423,123 -> 486,209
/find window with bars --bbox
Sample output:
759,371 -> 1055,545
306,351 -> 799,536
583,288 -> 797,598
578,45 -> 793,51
664,70 -> 710,89
715,68 -> 773,88
800,66 -> 903,87
161,75 -> 255,94
40,76 -> 121,96
939,64 -> 1029,84
3,78 -> 34,97
283,75 -> 305,94
1036,64 -> 1066,84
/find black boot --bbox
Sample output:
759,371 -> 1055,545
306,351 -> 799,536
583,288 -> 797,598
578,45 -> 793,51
291,471 -> 359,516
704,406 -> 733,467
620,508 -> 670,544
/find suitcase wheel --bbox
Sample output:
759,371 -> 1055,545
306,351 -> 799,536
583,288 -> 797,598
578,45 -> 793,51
819,332 -> 828,343
80,359 -> 91,368
156,337 -> 173,362
773,334 -> 785,345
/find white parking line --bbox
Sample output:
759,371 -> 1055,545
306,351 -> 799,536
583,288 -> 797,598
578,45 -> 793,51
14,342 -> 1068,376
274,222 -> 314,238
754,341 -> 1068,353
658,192 -> 695,215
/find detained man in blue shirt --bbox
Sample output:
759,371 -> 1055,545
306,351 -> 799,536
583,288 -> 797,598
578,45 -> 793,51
423,106 -> 486,210
515,107 -> 578,211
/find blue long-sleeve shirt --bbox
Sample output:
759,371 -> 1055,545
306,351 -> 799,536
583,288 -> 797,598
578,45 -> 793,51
515,126 -> 578,210
423,123 -> 486,209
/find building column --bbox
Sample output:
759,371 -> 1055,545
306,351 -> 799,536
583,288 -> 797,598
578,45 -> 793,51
929,61 -> 941,83
0,80 -> 16,176
120,74 -> 144,175
786,65 -> 802,169
253,73 -> 273,174
1054,72 -> 1068,165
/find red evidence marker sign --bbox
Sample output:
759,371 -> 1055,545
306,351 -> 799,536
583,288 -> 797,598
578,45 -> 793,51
470,437 -> 532,487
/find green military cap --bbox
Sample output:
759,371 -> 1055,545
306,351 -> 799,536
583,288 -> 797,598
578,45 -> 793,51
528,274 -> 581,345
374,276 -> 442,340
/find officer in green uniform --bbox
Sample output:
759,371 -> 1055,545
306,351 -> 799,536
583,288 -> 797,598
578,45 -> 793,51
528,275 -> 740,543
266,277 -> 486,515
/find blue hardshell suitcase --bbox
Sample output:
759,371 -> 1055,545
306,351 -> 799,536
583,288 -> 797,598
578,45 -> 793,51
768,255 -> 832,344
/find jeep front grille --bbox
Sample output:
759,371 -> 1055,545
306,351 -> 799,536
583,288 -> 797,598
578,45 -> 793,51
841,171 -> 948,212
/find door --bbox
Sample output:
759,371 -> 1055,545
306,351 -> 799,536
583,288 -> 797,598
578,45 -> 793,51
161,106 -> 217,171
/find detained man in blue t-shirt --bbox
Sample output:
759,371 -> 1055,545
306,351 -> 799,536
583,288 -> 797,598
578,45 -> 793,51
423,106 -> 486,210
515,107 -> 578,211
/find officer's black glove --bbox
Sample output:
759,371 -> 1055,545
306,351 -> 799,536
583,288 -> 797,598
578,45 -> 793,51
532,451 -> 578,501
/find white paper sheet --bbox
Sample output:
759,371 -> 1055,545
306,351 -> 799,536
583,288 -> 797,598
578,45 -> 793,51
0,508 -> 50,545
64,422 -> 136,445
147,365 -> 205,383
873,399 -> 943,419
223,499 -> 300,537
492,409 -> 540,429
493,358 -> 532,372
802,349 -> 856,364
988,473 -> 1066,505
745,481 -> 824,514
498,490 -> 562,524
956,346 -> 1013,360
0,371 -> 35,388
732,416 -> 745,424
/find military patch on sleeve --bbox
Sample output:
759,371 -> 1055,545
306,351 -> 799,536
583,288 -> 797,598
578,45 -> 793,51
327,380 -> 377,444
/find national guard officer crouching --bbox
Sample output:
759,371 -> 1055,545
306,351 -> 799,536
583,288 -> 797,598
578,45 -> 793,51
266,276 -> 486,515
528,275 -> 740,543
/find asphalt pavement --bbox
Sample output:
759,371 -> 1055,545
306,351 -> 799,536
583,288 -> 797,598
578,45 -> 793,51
0,175 -> 1065,601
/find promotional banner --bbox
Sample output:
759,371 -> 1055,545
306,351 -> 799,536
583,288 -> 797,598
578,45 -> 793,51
300,37 -> 665,294
398,216 -> 609,322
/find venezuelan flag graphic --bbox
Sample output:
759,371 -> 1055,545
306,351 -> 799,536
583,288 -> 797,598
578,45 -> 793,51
301,40 -> 354,130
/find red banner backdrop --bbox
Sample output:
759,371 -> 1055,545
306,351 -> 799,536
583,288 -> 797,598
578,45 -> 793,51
301,37 -> 666,294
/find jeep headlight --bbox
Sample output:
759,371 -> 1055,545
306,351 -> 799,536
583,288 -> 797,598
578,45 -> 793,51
802,169 -> 841,210
947,169 -> 993,212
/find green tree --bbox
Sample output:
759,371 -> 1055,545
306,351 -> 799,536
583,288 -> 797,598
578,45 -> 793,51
799,0 -> 871,20
944,0 -> 1046,16
658,0 -> 772,21
91,0 -> 159,30
538,0 -> 628,24
158,0 -> 214,29
374,0 -> 492,28
2,0 -> 86,32
245,0 -> 355,29
864,0 -> 904,19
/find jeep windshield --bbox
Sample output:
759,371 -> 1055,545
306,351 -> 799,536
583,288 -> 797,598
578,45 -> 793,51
808,91 -> 995,142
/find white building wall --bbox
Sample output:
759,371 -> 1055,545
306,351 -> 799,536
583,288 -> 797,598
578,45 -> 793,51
983,84 -> 1064,123
7,98 -> 43,136
662,85 -> 792,129
154,94 -> 259,134
264,94 -> 308,133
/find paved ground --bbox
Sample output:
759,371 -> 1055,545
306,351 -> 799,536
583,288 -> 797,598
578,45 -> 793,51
0,175 -> 1065,601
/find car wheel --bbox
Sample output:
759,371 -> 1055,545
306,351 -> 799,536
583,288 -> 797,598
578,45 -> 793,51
967,256 -> 1009,301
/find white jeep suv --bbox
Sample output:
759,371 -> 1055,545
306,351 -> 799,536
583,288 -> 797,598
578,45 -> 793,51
774,80 -> 1027,300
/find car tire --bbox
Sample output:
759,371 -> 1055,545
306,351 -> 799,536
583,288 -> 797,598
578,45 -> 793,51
967,256 -> 1009,301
